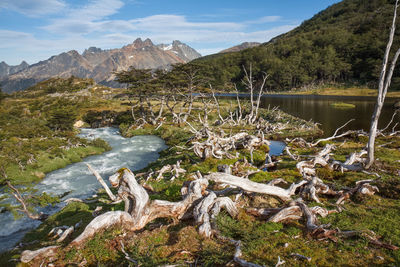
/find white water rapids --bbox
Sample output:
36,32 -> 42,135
0,128 -> 167,252
0,127 -> 285,252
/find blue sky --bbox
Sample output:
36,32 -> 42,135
0,0 -> 341,65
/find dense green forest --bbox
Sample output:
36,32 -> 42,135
194,0 -> 400,91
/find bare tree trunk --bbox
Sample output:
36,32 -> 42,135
243,64 -> 255,122
252,73 -> 268,124
366,0 -> 400,168
71,169 -> 209,246
234,84 -> 243,124
86,163 -> 116,201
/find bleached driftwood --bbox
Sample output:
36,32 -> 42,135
154,160 -> 186,181
247,204 -> 336,223
71,168 -> 209,246
311,119 -> 356,147
192,131 -> 269,160
205,172 -> 306,201
86,163 -> 117,201
21,246 -> 60,263
194,192 -> 238,237
336,179 -> 379,205
331,150 -> 367,172
338,230 -> 399,250
48,225 -> 74,242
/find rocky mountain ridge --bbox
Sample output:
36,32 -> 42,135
1,38 -> 201,92
0,61 -> 29,79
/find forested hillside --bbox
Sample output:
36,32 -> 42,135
196,0 -> 400,91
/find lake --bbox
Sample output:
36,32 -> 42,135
259,94 -> 399,136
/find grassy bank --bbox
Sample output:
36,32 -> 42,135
283,84 -> 400,98
1,80 -> 400,266
5,124 -> 400,266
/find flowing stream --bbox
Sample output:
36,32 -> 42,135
0,127 -> 286,253
0,128 -> 167,253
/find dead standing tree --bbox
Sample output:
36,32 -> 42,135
164,63 -> 210,124
115,68 -> 166,127
242,64 -> 269,125
366,0 -> 400,168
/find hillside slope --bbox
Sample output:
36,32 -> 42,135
195,0 -> 400,91
219,42 -> 261,53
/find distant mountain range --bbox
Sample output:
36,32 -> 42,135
0,38 -> 201,93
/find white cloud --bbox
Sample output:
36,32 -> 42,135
67,0 -> 124,21
0,0 -> 65,17
43,0 -> 125,34
130,15 -> 244,31
0,1 -> 299,64
0,30 -> 34,47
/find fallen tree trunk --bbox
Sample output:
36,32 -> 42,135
205,172 -> 306,201
71,168 -> 209,246
86,163 -> 117,201
21,245 -> 60,263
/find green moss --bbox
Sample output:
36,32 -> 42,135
330,102 -> 356,108
22,202 -> 93,243
188,157 -> 238,174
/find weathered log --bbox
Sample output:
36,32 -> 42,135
194,192 -> 217,237
21,245 -> 59,263
71,169 -> 208,246
205,172 -> 305,201
86,163 -> 117,201
336,179 -> 378,205
296,200 -> 337,240
311,119 -> 355,147
56,226 -> 74,243
248,204 -> 335,223
193,192 -> 238,237
155,160 -> 186,181
331,150 -> 367,172
269,206 -> 302,222
192,130 -> 269,160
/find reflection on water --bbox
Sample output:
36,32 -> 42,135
269,141 -> 286,156
260,95 -> 399,136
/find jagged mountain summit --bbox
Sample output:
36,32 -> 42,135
0,61 -> 29,79
157,40 -> 201,62
0,38 -> 201,92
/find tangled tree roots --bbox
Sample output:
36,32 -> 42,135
192,130 -> 270,160
19,143 -> 392,265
